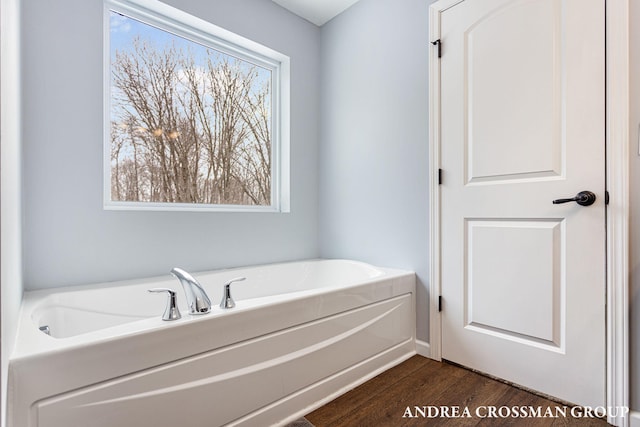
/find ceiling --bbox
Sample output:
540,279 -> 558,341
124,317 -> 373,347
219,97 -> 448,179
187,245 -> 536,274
271,0 -> 361,26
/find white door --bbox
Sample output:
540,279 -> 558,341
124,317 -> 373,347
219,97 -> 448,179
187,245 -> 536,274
439,0 -> 605,407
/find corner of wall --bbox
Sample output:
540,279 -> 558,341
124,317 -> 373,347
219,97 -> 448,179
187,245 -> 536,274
1,0 -> 24,424
316,0 -> 431,343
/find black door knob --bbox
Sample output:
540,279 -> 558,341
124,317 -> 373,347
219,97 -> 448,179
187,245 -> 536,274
552,191 -> 597,207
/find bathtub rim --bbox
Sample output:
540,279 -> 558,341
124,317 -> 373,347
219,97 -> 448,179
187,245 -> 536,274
12,259 -> 414,360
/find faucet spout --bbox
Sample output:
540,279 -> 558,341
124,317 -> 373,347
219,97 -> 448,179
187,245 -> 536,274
170,267 -> 212,314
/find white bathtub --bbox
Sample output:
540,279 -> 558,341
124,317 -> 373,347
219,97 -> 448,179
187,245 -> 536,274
8,259 -> 416,427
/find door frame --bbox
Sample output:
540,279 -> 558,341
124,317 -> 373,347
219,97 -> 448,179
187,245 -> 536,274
427,0 -> 630,426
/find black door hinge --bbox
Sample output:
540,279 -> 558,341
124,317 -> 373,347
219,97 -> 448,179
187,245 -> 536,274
438,295 -> 443,312
438,168 -> 443,185
431,39 -> 442,58
605,190 -> 610,205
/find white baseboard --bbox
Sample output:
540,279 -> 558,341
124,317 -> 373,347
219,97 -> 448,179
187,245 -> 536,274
629,410 -> 640,427
416,339 -> 430,358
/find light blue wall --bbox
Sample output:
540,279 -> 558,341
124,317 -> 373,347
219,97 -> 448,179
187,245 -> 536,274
21,0 -> 321,289
318,0 -> 432,343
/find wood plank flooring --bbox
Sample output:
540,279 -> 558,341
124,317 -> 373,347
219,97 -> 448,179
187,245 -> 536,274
305,356 -> 610,427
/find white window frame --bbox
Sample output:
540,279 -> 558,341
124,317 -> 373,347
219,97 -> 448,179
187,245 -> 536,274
103,0 -> 290,212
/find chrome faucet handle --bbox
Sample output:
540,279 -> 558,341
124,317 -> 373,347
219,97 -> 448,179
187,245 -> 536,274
148,288 -> 182,321
220,277 -> 246,309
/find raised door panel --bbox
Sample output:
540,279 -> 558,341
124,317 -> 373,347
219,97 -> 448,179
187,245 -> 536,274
466,219 -> 563,349
465,0 -> 563,184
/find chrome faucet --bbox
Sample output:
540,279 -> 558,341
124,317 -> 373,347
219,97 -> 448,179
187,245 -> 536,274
170,267 -> 212,314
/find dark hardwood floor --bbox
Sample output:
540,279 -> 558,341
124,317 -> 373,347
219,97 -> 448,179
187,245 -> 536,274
305,356 -> 610,426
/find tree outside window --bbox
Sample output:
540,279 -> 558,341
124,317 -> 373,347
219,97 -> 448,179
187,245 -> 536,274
109,11 -> 275,208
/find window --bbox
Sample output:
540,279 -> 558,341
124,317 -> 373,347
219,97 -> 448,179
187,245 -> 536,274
104,0 -> 290,212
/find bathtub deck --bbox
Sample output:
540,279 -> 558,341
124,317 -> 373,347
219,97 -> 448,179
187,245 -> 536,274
305,355 -> 610,426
